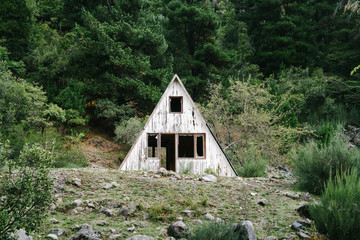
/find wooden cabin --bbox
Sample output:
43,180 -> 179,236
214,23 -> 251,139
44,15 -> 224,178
119,74 -> 237,177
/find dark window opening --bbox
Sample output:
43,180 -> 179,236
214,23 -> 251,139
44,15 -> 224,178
178,135 -> 194,157
170,97 -> 182,112
196,135 -> 204,157
147,134 -> 158,158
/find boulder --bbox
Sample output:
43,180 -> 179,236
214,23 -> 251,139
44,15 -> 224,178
181,210 -> 196,217
126,235 -> 155,240
48,218 -> 59,223
72,199 -> 83,208
291,221 -> 305,231
98,206 -> 113,216
158,167 -> 168,176
11,229 -> 33,240
204,213 -> 215,221
167,221 -> 190,239
71,224 -> 101,240
49,229 -> 65,236
46,234 -> 58,239
199,174 -> 217,182
231,220 -> 257,240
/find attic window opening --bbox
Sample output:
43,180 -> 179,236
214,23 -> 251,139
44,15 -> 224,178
147,134 -> 158,158
170,96 -> 182,113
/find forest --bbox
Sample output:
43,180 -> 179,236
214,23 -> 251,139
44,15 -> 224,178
1,0 -> 360,239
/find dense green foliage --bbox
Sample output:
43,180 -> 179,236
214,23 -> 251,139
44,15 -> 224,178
1,0 -> 360,236
310,169 -> 360,240
292,131 -> 360,194
0,143 -> 54,238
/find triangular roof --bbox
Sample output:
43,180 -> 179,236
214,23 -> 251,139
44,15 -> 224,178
119,74 -> 237,176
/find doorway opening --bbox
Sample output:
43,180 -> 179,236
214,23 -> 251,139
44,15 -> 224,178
161,134 -> 176,171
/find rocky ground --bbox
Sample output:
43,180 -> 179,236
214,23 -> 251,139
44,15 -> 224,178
28,167 -> 316,240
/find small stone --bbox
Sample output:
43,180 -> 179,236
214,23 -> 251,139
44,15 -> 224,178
106,201 -> 121,208
72,178 -> 82,187
143,213 -> 151,219
153,174 -> 161,178
301,192 -> 311,201
48,218 -> 59,223
104,183 -> 114,189
297,219 -> 312,228
250,192 -> 258,196
167,221 -> 190,239
199,174 -> 217,182
46,234 -> 58,239
50,203 -> 56,211
169,171 -> 181,179
158,167 -> 168,176
11,229 -> 33,240
119,206 -> 132,216
291,221 -> 305,231
124,196 -> 130,201
109,234 -> 123,239
215,217 -> 224,223
204,213 -> 215,221
71,224 -> 101,240
181,210 -> 196,217
0,195 -> 7,201
71,209 -> 78,215
92,220 -> 108,226
88,203 -> 95,209
193,219 -> 203,225
263,237 -> 277,240
126,235 -> 155,240
258,198 -> 267,206
99,206 -> 113,216
176,217 -> 184,221
72,199 -> 83,208
298,230 -> 311,239
136,222 -> 148,227
127,225 -> 135,232
49,229 -> 65,236
285,192 -> 300,200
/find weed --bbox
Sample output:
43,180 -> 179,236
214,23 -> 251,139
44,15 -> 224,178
189,222 -> 240,240
147,203 -> 174,222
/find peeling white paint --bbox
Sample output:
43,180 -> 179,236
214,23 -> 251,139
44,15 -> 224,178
119,74 -> 237,177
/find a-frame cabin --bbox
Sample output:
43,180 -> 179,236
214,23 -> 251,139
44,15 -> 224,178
119,74 -> 237,177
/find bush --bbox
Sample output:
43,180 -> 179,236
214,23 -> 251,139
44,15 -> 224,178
237,158 -> 267,178
189,222 -> 240,240
310,170 -> 360,240
114,117 -> 146,146
293,132 -> 360,194
0,143 -> 54,238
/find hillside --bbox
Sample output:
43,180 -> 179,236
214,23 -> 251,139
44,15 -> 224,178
37,167 -> 314,240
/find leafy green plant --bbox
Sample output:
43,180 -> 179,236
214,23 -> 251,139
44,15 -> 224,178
189,222 -> 241,240
293,131 -> 360,194
310,169 -> 360,240
0,143 -> 54,238
179,162 -> 193,174
237,158 -> 267,178
147,203 -> 174,222
114,117 -> 147,147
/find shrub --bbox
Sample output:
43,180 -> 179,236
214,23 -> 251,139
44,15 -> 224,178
114,117 -> 146,146
147,203 -> 174,222
189,222 -> 240,240
0,143 -> 54,238
236,148 -> 267,178
293,132 -> 360,194
310,170 -> 360,240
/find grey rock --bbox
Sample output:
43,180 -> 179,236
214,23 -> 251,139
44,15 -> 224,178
167,221 -> 190,239
297,219 -> 312,228
119,206 -> 132,216
291,221 -> 305,231
285,192 -> 300,200
104,183 -> 114,189
88,203 -> 95,209
258,198 -> 267,206
127,225 -> 136,232
250,192 -> 258,196
153,174 -> 161,178
143,213 -> 151,219
301,192 -> 311,201
71,224 -> 101,240
158,167 -> 168,176
92,220 -> 108,226
99,206 -> 113,216
109,234 -> 123,239
106,201 -> 121,208
215,217 -> 224,223
124,196 -> 130,201
49,229 -> 65,236
0,195 -> 7,201
204,213 -> 215,221
72,199 -> 83,208
46,234 -> 58,239
136,222 -> 148,227
263,237 -> 277,240
199,174 -> 217,182
231,221 -> 257,240
181,210 -> 196,217
169,171 -> 181,179
128,203 -> 137,212
193,219 -> 203,225
50,203 -> 56,211
72,178 -> 82,187
126,235 -> 155,240
176,217 -> 184,221
48,218 -> 59,223
11,229 -> 33,240
298,230 -> 311,239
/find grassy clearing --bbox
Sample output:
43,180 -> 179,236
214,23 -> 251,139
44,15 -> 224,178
39,169 -> 312,239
